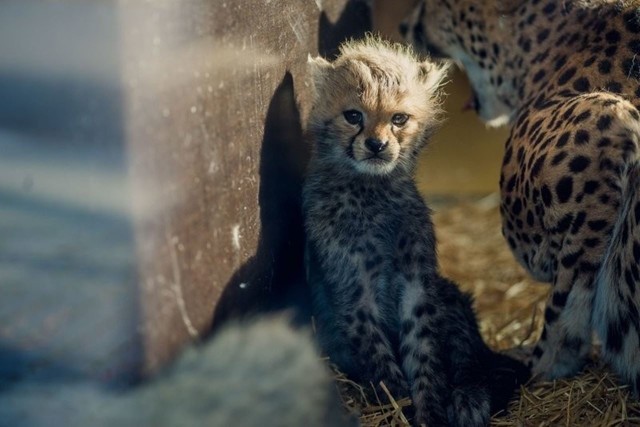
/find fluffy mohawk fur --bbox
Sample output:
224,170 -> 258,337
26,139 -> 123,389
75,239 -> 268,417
337,34 -> 450,94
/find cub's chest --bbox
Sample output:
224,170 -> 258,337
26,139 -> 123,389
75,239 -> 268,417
306,184 -> 403,240
332,189 -> 401,223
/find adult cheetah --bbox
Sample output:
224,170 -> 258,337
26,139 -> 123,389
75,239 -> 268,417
403,0 -> 640,394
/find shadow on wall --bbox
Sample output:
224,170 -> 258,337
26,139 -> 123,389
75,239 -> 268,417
211,3 -> 372,331
212,73 -> 310,328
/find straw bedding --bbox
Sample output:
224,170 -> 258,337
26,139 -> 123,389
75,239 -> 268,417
334,195 -> 640,426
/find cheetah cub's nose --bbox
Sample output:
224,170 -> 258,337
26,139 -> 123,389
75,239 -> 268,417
365,137 -> 387,154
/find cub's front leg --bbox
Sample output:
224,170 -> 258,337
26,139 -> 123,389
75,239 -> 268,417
399,284 -> 450,426
394,223 -> 450,426
306,239 -> 408,397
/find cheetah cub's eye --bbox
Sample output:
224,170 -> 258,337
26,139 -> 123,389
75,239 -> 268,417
391,113 -> 409,126
343,110 -> 363,125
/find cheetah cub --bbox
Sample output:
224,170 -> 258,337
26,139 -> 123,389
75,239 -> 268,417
303,37 -> 529,427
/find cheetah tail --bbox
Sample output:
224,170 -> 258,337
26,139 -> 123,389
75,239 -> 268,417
594,160 -> 640,397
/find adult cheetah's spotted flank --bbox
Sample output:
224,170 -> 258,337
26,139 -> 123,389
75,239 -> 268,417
403,0 -> 640,395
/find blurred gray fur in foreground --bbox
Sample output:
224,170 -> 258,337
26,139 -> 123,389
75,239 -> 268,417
0,317 -> 358,427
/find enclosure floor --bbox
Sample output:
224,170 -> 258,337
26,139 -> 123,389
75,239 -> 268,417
338,196 -> 640,427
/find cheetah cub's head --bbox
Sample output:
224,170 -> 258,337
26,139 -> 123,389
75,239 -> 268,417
307,36 -> 448,176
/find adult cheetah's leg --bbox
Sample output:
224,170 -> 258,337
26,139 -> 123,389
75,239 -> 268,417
595,160 -> 640,397
502,93 -> 640,380
532,258 -> 596,378
533,96 -> 640,384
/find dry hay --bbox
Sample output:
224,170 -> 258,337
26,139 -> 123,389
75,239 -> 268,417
334,195 -> 640,426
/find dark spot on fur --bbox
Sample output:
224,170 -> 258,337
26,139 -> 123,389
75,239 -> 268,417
583,180 -> 600,194
552,151 -> 568,165
606,29 -> 621,43
584,237 -> 601,248
605,45 -> 618,57
558,67 -> 577,85
606,81 -> 623,93
533,69 -> 546,83
553,213 -> 574,233
541,185 -> 553,206
598,60 -> 612,74
561,248 -> 584,268
555,176 -> 573,203
575,130 -> 590,145
573,110 -> 591,124
552,291 -> 569,308
572,77 -> 590,92
624,10 -> 640,34
542,2 -> 556,15
531,155 -> 546,177
571,211 -> 587,234
588,219 -> 608,231
545,307 -> 559,324
512,198 -> 523,215
556,131 -> 571,148
537,28 -> 550,43
569,156 -> 591,173
597,115 -> 612,131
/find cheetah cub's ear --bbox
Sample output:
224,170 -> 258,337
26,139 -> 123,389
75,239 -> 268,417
418,59 -> 450,93
307,54 -> 333,97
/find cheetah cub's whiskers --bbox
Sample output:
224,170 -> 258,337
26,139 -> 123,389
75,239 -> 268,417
303,36 -> 529,427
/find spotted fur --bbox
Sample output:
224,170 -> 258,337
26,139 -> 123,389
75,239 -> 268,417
404,0 -> 640,394
303,36 -> 529,426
